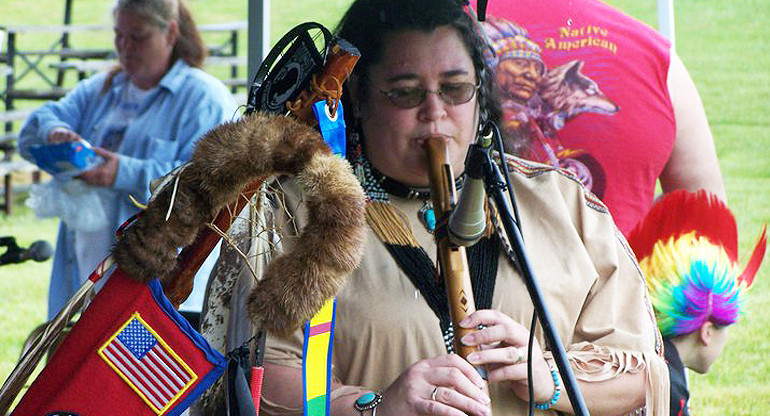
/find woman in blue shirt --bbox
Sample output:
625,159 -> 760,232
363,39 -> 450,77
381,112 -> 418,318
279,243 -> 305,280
18,0 -> 236,320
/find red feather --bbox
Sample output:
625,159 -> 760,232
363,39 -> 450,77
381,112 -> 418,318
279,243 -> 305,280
626,189 -> 738,262
738,226 -> 767,288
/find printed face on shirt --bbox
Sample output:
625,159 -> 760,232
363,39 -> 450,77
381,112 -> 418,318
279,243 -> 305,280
496,57 -> 542,103
114,9 -> 177,89
358,26 -> 479,188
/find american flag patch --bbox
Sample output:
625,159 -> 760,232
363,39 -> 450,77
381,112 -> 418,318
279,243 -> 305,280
98,313 -> 197,414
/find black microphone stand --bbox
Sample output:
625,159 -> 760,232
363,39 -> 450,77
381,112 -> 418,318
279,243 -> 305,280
466,124 -> 590,415
0,237 -> 22,266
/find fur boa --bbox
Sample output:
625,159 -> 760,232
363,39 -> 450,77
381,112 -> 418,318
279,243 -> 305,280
112,112 -> 366,336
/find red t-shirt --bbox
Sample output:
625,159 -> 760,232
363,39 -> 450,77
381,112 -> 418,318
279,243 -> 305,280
479,0 -> 675,234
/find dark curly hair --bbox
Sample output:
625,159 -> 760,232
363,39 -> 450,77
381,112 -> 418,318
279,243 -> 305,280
335,0 -> 502,130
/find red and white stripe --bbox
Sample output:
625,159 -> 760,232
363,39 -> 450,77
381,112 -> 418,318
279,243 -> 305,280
102,337 -> 192,411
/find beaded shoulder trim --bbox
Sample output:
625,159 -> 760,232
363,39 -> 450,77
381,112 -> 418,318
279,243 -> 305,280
501,154 -> 609,215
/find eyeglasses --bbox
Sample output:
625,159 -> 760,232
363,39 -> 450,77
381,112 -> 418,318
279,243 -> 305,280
379,82 -> 480,108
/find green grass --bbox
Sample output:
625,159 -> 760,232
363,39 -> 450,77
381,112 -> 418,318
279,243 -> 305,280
610,0 -> 770,414
2,0 -> 769,414
0,201 -> 57,388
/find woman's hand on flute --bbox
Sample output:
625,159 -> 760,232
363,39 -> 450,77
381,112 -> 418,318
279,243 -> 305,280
459,309 -> 557,405
378,354 -> 491,416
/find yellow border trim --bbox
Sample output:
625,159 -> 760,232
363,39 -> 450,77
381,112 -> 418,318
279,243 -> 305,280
97,312 -> 199,414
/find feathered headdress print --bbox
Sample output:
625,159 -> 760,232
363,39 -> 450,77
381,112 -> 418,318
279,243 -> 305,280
626,190 -> 767,338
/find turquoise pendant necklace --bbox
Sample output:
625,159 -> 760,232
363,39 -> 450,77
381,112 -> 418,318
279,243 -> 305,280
418,200 -> 436,233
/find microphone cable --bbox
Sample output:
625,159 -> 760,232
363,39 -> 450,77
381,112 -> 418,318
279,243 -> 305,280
487,121 -> 522,233
483,122 -> 540,415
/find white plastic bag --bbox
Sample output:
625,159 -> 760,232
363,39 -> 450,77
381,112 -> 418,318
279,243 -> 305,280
25,179 -> 108,232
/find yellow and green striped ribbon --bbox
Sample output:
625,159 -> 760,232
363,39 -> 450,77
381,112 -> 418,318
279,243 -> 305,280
302,297 -> 336,416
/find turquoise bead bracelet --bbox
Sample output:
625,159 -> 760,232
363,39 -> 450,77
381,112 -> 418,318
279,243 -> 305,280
534,365 -> 561,410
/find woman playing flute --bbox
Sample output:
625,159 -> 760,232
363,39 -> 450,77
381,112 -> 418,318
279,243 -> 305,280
207,0 -> 668,414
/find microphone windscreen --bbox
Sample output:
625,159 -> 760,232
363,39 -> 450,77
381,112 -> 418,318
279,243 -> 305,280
448,177 -> 487,247
30,240 -> 53,262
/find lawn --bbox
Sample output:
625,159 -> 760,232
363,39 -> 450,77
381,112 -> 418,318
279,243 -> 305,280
2,0 -> 769,414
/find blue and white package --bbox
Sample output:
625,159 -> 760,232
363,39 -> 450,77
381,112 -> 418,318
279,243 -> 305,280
29,141 -> 103,176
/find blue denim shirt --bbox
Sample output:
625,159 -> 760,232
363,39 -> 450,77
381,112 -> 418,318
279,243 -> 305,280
19,60 -> 237,319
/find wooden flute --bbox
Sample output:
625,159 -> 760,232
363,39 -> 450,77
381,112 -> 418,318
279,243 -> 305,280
424,136 -> 487,377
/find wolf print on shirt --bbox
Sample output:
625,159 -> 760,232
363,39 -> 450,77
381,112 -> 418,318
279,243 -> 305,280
482,17 -> 618,198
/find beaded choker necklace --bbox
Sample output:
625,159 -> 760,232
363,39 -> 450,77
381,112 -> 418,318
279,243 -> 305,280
376,170 -> 465,201
373,167 -> 465,234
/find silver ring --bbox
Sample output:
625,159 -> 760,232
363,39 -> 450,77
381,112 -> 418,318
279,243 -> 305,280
515,346 -> 526,364
430,386 -> 439,401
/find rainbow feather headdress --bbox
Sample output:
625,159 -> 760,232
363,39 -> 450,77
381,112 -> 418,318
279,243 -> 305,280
626,190 -> 767,338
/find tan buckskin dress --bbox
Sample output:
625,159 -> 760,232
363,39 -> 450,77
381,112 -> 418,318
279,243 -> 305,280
197,156 -> 669,416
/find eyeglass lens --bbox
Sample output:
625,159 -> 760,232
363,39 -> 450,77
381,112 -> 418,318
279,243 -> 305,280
382,82 -> 478,108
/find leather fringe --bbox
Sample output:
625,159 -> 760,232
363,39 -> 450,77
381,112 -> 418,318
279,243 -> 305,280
365,201 -> 420,247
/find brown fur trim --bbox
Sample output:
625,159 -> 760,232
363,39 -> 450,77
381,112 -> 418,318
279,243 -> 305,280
112,112 -> 365,335
249,154 -> 366,337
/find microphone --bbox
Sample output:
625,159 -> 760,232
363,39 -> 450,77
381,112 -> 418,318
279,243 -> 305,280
448,128 -> 493,247
0,237 -> 53,266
